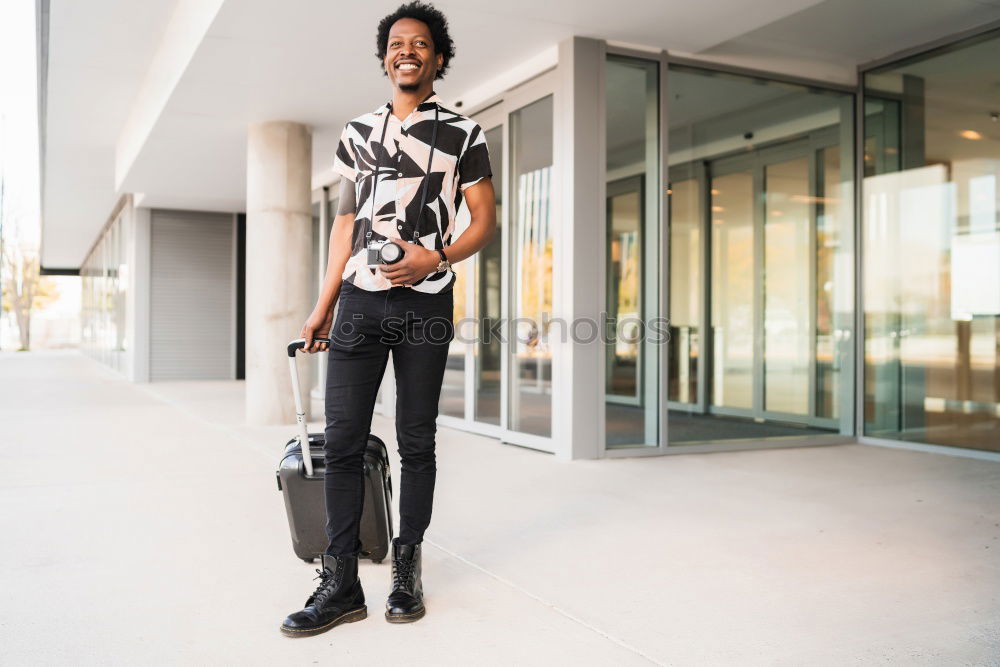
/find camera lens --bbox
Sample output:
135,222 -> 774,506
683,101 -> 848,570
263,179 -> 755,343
380,242 -> 403,264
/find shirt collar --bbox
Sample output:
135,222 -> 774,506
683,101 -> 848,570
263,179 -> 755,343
373,91 -> 442,117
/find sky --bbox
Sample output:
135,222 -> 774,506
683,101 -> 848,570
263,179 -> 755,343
0,0 -> 41,250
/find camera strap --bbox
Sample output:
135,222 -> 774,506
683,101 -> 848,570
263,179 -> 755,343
362,101 -> 440,246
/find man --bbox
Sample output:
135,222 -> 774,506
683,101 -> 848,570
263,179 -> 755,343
280,1 -> 495,637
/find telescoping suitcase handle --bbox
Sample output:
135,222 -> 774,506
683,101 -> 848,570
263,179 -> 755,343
286,338 -> 331,476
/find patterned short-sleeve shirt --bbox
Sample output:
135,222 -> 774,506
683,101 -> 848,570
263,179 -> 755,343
333,92 -> 492,293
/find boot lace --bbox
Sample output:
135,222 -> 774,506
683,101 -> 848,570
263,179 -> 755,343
392,558 -> 416,591
309,562 -> 342,607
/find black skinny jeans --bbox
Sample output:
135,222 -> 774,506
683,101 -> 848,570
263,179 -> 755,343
323,279 -> 453,556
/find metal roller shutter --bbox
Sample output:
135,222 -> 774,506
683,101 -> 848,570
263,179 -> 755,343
150,210 -> 234,381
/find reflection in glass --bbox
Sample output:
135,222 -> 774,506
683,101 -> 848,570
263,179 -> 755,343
764,157 -> 810,414
711,170 -> 754,411
509,95 -> 553,437
864,31 -> 1000,452
114,215 -> 126,357
816,147 -> 841,419
475,125 -> 503,425
668,177 -> 701,405
607,182 -> 642,400
668,65 -> 854,442
81,209 -> 129,372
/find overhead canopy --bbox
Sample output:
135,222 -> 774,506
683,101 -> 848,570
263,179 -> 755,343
37,0 -> 1000,268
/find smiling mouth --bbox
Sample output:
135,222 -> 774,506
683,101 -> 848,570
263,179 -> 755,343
395,61 -> 420,72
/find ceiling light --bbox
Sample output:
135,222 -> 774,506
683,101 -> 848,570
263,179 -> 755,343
960,130 -> 983,140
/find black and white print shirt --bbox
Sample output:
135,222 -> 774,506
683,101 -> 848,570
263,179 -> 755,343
332,91 -> 492,293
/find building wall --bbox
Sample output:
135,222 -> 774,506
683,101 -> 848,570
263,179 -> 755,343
148,209 -> 236,381
82,200 -> 243,384
78,25 -> 1000,458
860,29 -> 1000,454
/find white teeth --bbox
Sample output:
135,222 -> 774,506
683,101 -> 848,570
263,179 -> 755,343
398,63 -> 418,70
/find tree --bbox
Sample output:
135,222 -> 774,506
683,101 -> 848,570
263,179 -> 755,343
1,234 -> 56,351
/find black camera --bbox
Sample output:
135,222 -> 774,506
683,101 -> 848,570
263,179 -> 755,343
366,239 -> 404,266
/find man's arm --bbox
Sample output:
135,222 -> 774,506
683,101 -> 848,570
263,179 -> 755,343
320,178 -> 357,306
438,178 -> 496,264
303,178 -> 356,352
379,177 -> 496,285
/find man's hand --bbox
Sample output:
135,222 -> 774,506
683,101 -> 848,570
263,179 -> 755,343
300,305 -> 334,353
378,240 -> 440,286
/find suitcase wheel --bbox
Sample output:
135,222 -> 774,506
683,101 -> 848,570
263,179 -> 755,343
372,559 -> 382,564
301,557 -> 315,564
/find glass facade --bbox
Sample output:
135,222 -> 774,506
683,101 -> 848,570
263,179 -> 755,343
509,95 -> 554,437
667,65 -> 855,443
863,30 -> 1000,453
414,31 -> 999,457
433,85 -> 551,445
605,55 -> 661,447
55,17 -> 1000,457
81,207 -> 128,371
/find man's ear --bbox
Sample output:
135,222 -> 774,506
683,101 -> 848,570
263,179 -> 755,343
436,53 -> 443,72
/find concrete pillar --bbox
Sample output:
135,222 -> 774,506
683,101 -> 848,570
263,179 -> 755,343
127,202 -> 151,383
551,36 -> 605,460
245,121 -> 313,426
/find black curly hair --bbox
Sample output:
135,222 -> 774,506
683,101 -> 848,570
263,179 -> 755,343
375,1 -> 455,80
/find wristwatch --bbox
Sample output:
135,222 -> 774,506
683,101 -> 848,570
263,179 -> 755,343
435,248 -> 451,273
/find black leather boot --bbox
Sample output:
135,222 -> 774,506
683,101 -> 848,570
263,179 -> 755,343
385,538 -> 425,622
280,554 -> 367,637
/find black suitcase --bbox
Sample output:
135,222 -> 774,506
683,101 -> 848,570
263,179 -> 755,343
276,338 -> 394,563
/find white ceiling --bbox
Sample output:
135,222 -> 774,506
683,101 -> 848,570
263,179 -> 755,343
692,0 -> 1000,81
40,0 -> 1000,267
42,0 -> 176,268
117,0 -> 828,214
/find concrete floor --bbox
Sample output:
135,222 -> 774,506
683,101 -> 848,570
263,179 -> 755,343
2,350 -> 999,666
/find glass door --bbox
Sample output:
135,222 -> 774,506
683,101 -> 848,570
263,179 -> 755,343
507,93 -> 554,439
667,167 -> 704,408
439,108 -> 505,432
710,160 -> 756,413
473,124 -> 504,426
669,134 -> 846,432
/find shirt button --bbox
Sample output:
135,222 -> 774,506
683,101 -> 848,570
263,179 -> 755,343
397,172 -> 403,177
397,224 -> 403,229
